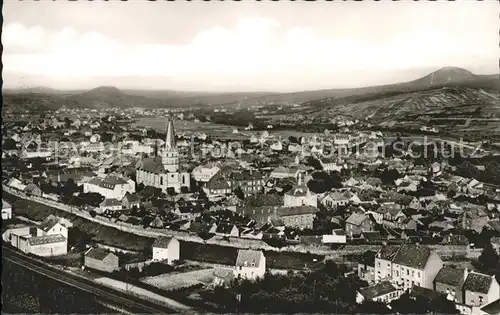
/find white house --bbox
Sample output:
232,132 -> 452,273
270,141 -> 283,151
7,178 -> 27,191
234,249 -> 266,280
356,281 -> 400,304
99,198 -> 123,213
38,216 -> 71,239
284,186 -> 318,208
322,229 -> 347,244
283,174 -> 317,207
83,174 -> 136,200
321,192 -> 350,209
152,236 -> 180,265
322,162 -> 343,172
2,200 -> 12,220
192,165 -> 220,183
5,224 -> 67,257
374,243 -> 443,291
270,166 -> 302,179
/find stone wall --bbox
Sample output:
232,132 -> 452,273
4,186 -> 474,260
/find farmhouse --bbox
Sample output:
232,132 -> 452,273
84,248 -> 120,273
2,199 -> 12,220
356,281 -> 399,304
234,249 -> 266,280
152,236 -> 180,265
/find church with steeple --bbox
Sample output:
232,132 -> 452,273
136,116 -> 191,193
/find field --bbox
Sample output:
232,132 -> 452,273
180,241 -> 238,265
141,268 -> 215,291
265,251 -> 325,270
3,193 -> 71,222
94,277 -> 190,311
132,117 -> 235,136
180,241 -> 326,270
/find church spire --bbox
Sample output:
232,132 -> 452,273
165,115 -> 176,150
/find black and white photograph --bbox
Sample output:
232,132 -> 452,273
2,1 -> 500,314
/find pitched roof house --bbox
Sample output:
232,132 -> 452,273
463,270 -> 500,308
356,281 -> 400,304
433,266 -> 467,304
375,243 -> 443,291
84,248 -> 120,273
234,249 -> 266,280
345,213 -> 375,237
152,236 -> 180,265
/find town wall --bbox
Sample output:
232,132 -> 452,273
3,186 -> 474,259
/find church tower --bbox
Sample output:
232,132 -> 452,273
162,116 -> 179,173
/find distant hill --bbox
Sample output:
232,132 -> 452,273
3,67 -> 498,113
235,67 -> 499,107
411,67 -> 476,86
66,86 -> 163,109
291,68 -> 500,139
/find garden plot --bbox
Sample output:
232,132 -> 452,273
141,268 -> 215,291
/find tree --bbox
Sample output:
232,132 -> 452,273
429,295 -> 460,314
391,293 -> 459,314
307,171 -> 342,193
78,192 -> 104,207
136,183 -> 145,193
3,138 -> 17,150
288,136 -> 299,144
198,188 -> 208,201
378,169 -> 400,185
306,156 -> 323,170
100,132 -> 113,142
63,178 -> 79,197
479,241 -> 499,271
41,180 -> 55,194
496,260 -> 500,285
233,187 -> 245,200
357,300 -> 391,314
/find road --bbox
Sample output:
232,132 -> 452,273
3,246 -> 177,314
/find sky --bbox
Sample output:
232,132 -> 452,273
2,1 -> 498,92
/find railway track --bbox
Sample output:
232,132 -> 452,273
3,247 -> 176,314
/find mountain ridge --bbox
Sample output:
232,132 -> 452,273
3,66 -> 499,112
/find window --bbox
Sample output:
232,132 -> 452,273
378,262 -> 381,267
407,269 -> 409,276
479,296 -> 483,304
412,270 -> 414,277
417,272 -> 420,278
396,271 -> 399,277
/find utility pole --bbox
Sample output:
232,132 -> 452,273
313,279 -> 316,302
